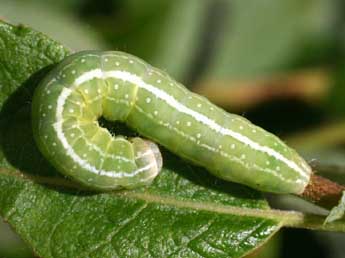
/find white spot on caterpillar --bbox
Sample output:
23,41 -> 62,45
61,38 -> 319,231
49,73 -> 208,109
81,59 -> 85,63
114,84 -> 119,90
129,60 -> 134,64
146,97 -> 151,103
157,79 -> 161,83
231,144 -> 236,149
252,129 -> 257,133
97,89 -> 101,94
125,94 -> 129,99
276,166 -> 280,171
197,103 -> 202,108
176,121 -> 180,124
115,62 -> 120,66
52,142 -> 56,146
84,89 -> 89,94
239,126 -> 244,130
154,110 -> 158,115
196,133 -> 201,138
70,133 -> 75,137
241,154 -> 246,159
69,109 -> 74,113
219,145 -> 222,149
46,90 -> 51,94
187,121 -> 191,126
48,105 -> 52,109
266,161 -> 270,165
71,70 -> 76,74
42,113 -> 46,117
105,58 -> 109,62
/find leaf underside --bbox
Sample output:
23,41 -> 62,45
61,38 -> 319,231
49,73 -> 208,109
0,21 -> 279,258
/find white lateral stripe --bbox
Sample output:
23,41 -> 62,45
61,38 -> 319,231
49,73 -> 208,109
134,104 -> 299,184
55,68 -> 307,179
75,69 -> 103,85
55,81 -> 153,178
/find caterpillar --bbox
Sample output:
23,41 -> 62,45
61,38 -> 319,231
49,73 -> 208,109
32,50 -> 312,194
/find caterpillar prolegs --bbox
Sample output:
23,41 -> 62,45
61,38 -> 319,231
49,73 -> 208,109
32,51 -> 312,194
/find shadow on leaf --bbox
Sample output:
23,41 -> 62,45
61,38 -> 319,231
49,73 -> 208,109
0,65 -> 61,178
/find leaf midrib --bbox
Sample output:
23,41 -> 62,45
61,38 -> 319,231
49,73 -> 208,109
1,167 -> 343,233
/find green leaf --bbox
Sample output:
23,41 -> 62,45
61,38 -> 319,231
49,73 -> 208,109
0,0 -> 108,50
325,191 -> 345,224
203,0 -> 334,80
92,0 -> 207,82
2,20 -> 336,258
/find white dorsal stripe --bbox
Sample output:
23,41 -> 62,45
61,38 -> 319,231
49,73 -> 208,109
54,68 -> 307,179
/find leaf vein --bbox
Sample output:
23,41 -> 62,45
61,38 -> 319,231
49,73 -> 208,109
77,203 -> 148,258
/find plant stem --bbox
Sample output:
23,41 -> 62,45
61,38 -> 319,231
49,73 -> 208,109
299,173 -> 345,210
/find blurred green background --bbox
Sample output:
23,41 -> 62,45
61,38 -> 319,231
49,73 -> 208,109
1,0 -> 345,257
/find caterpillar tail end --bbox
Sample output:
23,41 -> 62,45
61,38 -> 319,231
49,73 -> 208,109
130,137 -> 163,188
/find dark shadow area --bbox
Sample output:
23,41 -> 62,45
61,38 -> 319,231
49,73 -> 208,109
0,66 -> 93,195
243,98 -> 326,136
79,0 -> 117,18
0,65 -> 59,177
0,65 -> 53,121
281,228 -> 328,258
98,117 -> 138,138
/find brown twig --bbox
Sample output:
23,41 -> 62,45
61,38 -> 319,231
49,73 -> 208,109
300,173 -> 345,210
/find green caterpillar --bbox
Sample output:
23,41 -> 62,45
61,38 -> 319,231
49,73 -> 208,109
32,50 -> 312,194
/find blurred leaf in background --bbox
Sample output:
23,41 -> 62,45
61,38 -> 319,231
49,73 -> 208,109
0,222 -> 32,258
78,0 -> 208,82
203,0 -> 335,80
0,0 -> 107,50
